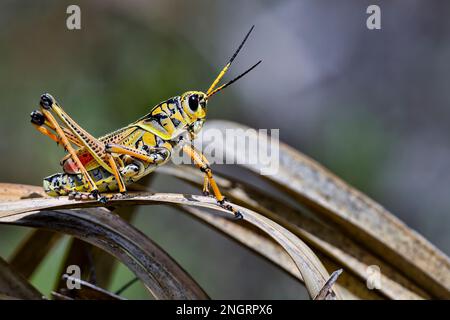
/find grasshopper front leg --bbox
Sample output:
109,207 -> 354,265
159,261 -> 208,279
182,144 -> 243,220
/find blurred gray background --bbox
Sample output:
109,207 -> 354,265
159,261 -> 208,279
0,0 -> 449,298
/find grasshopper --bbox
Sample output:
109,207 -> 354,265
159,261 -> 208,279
30,26 -> 260,219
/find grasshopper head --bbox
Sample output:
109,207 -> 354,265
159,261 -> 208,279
181,91 -> 208,122
179,27 -> 261,136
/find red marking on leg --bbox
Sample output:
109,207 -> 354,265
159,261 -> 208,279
63,153 -> 94,174
80,152 -> 94,166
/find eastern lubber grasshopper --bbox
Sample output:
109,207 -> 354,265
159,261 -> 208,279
30,26 -> 261,219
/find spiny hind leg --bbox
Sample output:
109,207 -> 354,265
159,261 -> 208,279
182,144 -> 243,220
36,93 -> 129,199
39,93 -> 132,195
34,95 -> 131,200
32,94 -> 100,197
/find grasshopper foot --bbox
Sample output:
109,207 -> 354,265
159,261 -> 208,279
217,198 -> 243,220
98,196 -> 108,204
233,210 -> 243,220
202,190 -> 210,197
90,190 -> 108,204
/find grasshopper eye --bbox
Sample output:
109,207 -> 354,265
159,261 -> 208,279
188,94 -> 199,112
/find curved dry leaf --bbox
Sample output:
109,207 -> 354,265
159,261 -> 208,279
57,175 -> 155,290
314,251 -> 383,300
55,206 -> 136,291
129,183 -> 370,299
202,120 -> 450,299
0,187 -> 341,300
0,202 -> 208,300
7,191 -> 63,281
171,204 -> 367,300
0,256 -> 44,300
55,238 -> 101,290
314,269 -> 343,300
158,165 -> 428,299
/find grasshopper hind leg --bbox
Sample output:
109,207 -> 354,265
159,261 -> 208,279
33,94 -> 101,197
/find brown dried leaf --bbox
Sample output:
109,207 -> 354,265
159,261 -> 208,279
0,188 -> 341,300
55,176 -> 155,291
171,204 -> 365,299
55,207 -> 136,291
158,165 -> 429,299
203,120 -> 450,298
0,201 -> 208,300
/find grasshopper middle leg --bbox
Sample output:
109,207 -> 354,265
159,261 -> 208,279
105,143 -> 171,180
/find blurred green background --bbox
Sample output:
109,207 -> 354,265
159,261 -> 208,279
0,0 -> 449,299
